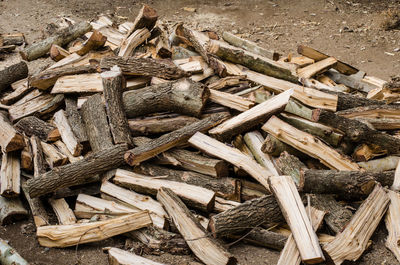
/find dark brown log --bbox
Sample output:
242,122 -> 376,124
81,93 -> 113,152
321,89 -> 385,111
308,194 -> 353,234
208,195 -> 283,238
124,113 -> 228,166
26,143 -> 129,198
76,30 -> 107,56
0,196 -> 28,225
50,44 -> 70,61
123,78 -> 209,118
30,64 -> 98,90
137,163 -> 240,201
102,66 -> 132,146
126,5 -> 158,36
0,61 -> 28,92
261,134 -> 306,158
312,109 -> 400,155
0,111 -> 25,152
100,56 -> 189,80
64,97 -> 88,144
228,227 -> 287,250
15,116 -> 60,142
20,21 -> 92,61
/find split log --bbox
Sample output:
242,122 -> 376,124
129,115 -> 199,136
385,190 -> 400,263
100,56 -> 188,80
325,69 -> 377,93
352,143 -> 387,162
0,61 -> 28,92
53,110 -> 82,156
20,137 -> 33,171
137,164 -> 239,201
1,78 -> 31,105
76,30 -> 107,56
50,44 -> 70,61
1,33 -> 25,46
21,182 -> 49,227
15,116 -> 60,142
100,181 -> 166,229
275,151 -> 307,188
48,198 -> 76,225
124,113 -> 228,166
178,60 -> 203,74
0,45 -> 15,53
123,78 -> 209,118
37,211 -> 151,248
243,131 -> 279,176
308,194 -> 353,234
0,111 -> 24,152
30,64 -> 98,90
0,196 -> 28,225
51,73 -> 103,94
208,40 -> 297,83
284,99 -> 314,120
11,89 -> 42,108
9,94 -> 64,122
392,161 -> 400,191
297,45 -> 358,75
157,187 -> 237,265
209,89 -> 255,112
297,57 -> 337,79
41,141 -> 68,168
323,184 -> 389,265
269,176 -> 325,263
214,197 -> 241,213
263,116 -> 360,170
81,93 -> 113,152
222,32 -> 279,60
209,88 -> 293,141
64,97 -> 88,144
126,4 -> 158,37
105,247 -> 164,265
53,140 -> 82,164
0,238 -> 29,265
312,109 -> 400,155
358,156 -> 400,171
118,28 -> 151,57
20,21 -> 92,61
25,143 -> 129,198
30,135 -> 47,178
102,66 -> 132,146
189,132 -> 273,190
261,134 -> 305,158
114,169 -> 216,212
208,195 -> 283,238
0,152 -> 20,197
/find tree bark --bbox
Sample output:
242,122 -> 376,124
0,61 -> 28,92
125,4 -> 158,37
0,238 -> 29,265
0,196 -> 28,225
262,134 -> 306,158
15,116 -> 60,142
0,152 -> 20,197
122,78 -> 209,118
21,181 -> 50,227
64,97 -> 88,144
30,135 -> 47,178
275,151 -> 307,189
229,227 -> 287,250
129,115 -> 199,136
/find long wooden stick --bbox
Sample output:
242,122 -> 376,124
0,238 -> 29,265
385,190 -> 400,263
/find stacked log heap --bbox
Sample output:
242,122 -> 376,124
1,4 -> 400,265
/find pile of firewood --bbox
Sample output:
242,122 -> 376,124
2,4 -> 400,265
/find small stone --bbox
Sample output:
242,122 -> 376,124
394,48 -> 400,52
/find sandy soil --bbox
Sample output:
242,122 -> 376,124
1,0 -> 400,264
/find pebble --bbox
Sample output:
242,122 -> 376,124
394,48 -> 400,52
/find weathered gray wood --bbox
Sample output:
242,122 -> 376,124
0,61 -> 28,92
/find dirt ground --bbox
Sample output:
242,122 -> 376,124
1,0 -> 400,264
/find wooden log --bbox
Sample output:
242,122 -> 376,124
385,190 -> 400,263
48,198 -> 76,225
21,21 -> 92,61
0,61 -> 28,92
105,247 -> 164,265
323,184 -> 389,265
51,73 -> 103,94
50,44 -> 70,61
358,156 -> 400,171
268,176 -> 325,264
123,78 -> 209,118
228,227 -> 287,250
178,60 -> 203,74
0,45 -> 15,53
261,134 -> 305,158
100,181 -> 166,229
137,164 -> 239,201
114,169 -> 216,212
263,116 -> 359,170
352,143 -> 386,162
15,116 -> 60,142
297,57 -> 337,79
276,206 -> 325,265
21,182 -> 49,227
52,182 -> 101,199
222,32 -> 279,60
214,197 -> 241,213
0,112 -> 24,152
125,4 -> 158,37
209,88 -> 293,141
243,131 -> 279,176
1,33 -> 25,46
297,45 -> 358,75
0,238 -> 29,265
124,113 -> 228,166
325,69 -> 377,93
41,141 -> 68,168
53,110 -> 82,156
129,115 -> 199,136
76,30 -> 106,56
208,40 -> 297,83
37,211 -> 151,248
392,161 -> 400,191
30,135 -> 47,178
0,196 -> 28,225
11,89 -> 42,108
81,93 -> 113,152
118,28 -> 151,57
100,56 -> 188,80
209,89 -> 255,112
284,99 -> 314,120
0,152 -> 20,197
1,81 -> 32,106
64,97 -> 87,144
157,187 -> 237,265
53,140 -> 82,164
275,151 -> 306,188
312,109 -> 400,155
208,194 -> 283,238
26,143 -> 129,198
102,66 -> 132,146
30,64 -> 98,91
328,90 -> 385,111
20,137 -> 33,171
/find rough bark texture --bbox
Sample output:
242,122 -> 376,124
100,56 -> 189,80
26,143 -> 129,198
229,227 -> 287,250
208,195 -> 283,238
21,182 -> 50,227
81,93 -> 113,152
275,151 -> 307,189
15,116 -> 60,142
0,196 -> 28,225
123,78 -> 209,118
321,89 -> 385,111
312,109 -> 400,155
20,21 -> 92,61
262,134 -> 305,158
0,238 -> 29,265
64,97 -> 88,143
0,61 -> 28,92
126,4 -> 158,36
